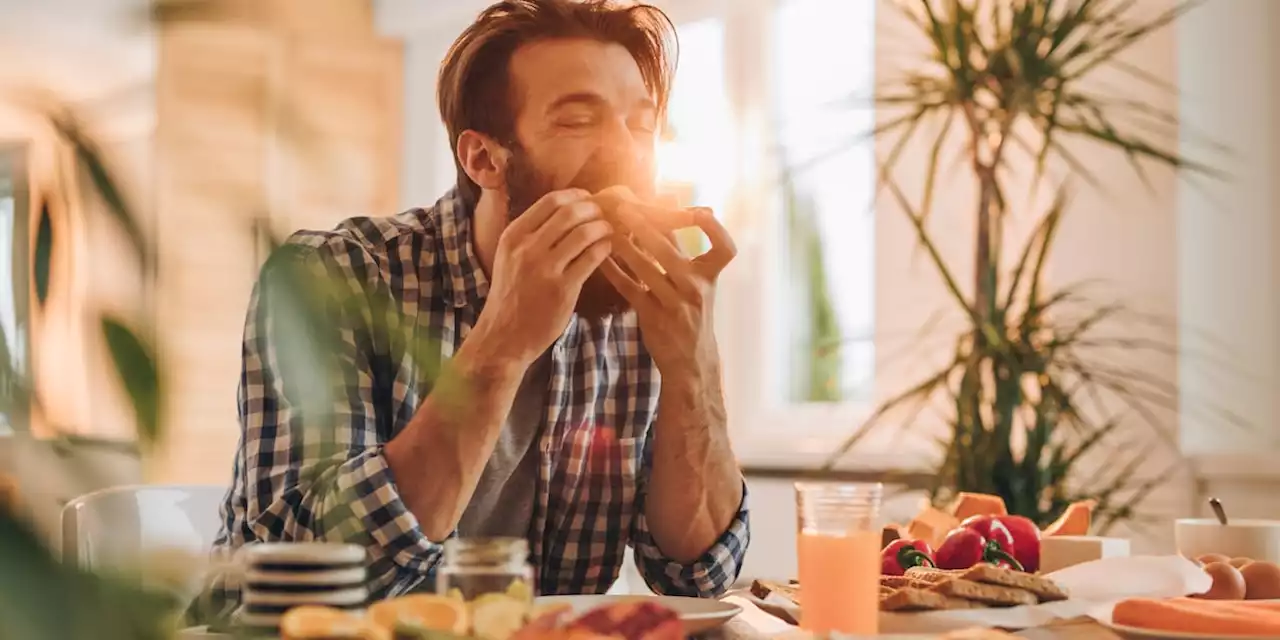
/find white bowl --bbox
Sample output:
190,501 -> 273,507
1175,518 -> 1280,563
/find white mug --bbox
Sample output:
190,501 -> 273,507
1175,518 -> 1280,563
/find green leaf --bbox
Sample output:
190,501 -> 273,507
0,510 -> 177,639
101,316 -> 161,447
34,199 -> 52,307
48,114 -> 154,271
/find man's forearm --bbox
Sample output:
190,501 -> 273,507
383,323 -> 526,541
645,368 -> 743,563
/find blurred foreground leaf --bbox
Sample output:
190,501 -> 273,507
0,511 -> 177,640
49,114 -> 153,272
33,199 -> 52,307
101,317 -> 161,447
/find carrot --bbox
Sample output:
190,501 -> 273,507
1113,598 -> 1280,636
1175,598 -> 1280,613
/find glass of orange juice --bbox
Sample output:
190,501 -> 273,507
795,482 -> 884,637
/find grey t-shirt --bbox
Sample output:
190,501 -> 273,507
454,350 -> 552,539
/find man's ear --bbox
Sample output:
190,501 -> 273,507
456,130 -> 510,191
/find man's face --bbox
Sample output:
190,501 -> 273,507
500,38 -> 660,319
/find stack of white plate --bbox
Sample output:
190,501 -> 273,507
232,542 -> 368,634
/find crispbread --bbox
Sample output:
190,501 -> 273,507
880,575 -> 932,590
879,587 -> 951,612
928,578 -> 1038,607
903,567 -> 958,584
906,565 -> 1068,602
750,579 -> 801,605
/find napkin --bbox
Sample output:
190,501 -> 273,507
716,594 -> 807,639
744,555 -> 1211,635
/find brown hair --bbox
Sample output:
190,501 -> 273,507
437,0 -> 678,207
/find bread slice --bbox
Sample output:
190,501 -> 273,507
750,579 -> 801,606
928,578 -> 1038,608
906,565 -> 1068,602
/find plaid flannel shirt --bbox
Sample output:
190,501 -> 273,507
209,189 -> 750,613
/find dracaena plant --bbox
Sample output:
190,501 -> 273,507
816,0 -> 1238,532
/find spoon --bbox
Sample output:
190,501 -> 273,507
1209,497 -> 1229,525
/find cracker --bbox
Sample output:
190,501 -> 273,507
928,578 -> 1038,608
880,587 -> 952,612
907,565 -> 1067,602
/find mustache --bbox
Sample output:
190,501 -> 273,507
568,147 -> 655,200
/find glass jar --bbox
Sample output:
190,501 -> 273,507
436,537 -> 534,603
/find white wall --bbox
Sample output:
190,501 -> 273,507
1176,0 -> 1280,521
1178,0 -> 1280,455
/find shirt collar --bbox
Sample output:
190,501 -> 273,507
436,189 -> 491,309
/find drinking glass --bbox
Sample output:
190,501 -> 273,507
795,482 -> 884,637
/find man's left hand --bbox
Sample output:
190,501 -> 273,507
595,190 -> 737,382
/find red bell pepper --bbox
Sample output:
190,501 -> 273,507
881,539 -> 935,576
960,515 -> 1039,573
960,516 -> 1017,556
990,515 -> 1042,573
935,524 -> 1024,571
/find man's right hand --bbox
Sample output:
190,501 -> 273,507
471,188 -> 614,368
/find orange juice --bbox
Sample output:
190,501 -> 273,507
797,529 -> 881,636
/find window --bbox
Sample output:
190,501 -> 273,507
0,146 -> 27,435
656,0 -> 876,463
772,0 -> 876,405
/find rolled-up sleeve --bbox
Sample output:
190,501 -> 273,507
628,433 -> 751,597
234,236 -> 441,597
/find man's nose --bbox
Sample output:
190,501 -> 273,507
601,117 -> 648,156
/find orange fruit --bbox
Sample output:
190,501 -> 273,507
367,594 -> 470,635
280,605 -> 388,640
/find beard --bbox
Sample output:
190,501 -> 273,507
504,144 -> 655,320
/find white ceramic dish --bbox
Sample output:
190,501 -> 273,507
243,566 -> 367,585
1175,518 -> 1280,563
240,542 -> 366,566
534,594 -> 741,635
241,585 -> 368,607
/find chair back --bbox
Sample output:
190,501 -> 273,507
61,483 -> 225,573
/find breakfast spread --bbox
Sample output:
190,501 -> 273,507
752,563 -> 1068,613
755,493 -> 1084,620
277,590 -> 680,640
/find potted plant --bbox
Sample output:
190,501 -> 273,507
819,0 -> 1231,531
